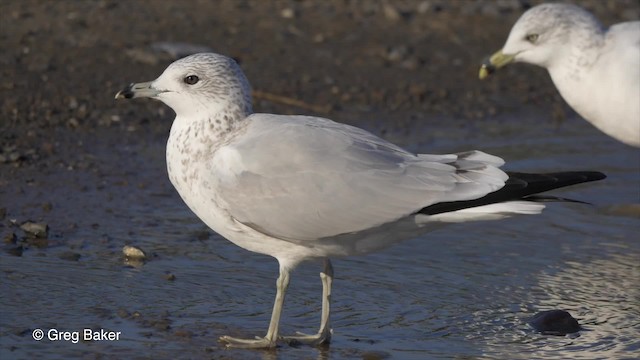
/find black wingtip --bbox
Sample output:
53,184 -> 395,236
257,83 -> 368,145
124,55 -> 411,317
418,170 -> 607,216
583,171 -> 606,181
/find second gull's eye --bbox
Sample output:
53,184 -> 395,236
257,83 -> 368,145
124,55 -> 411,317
525,34 -> 539,43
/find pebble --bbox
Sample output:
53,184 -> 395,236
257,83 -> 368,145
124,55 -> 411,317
67,118 -> 80,128
529,310 -> 581,335
164,272 -> 176,281
386,45 -> 409,62
416,1 -> 431,14
117,308 -> 131,319
20,221 -> 49,238
382,3 -> 401,21
122,245 -> 146,259
280,8 -> 295,19
68,96 -> 78,110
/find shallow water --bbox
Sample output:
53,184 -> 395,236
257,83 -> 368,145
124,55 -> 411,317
1,114 -> 639,359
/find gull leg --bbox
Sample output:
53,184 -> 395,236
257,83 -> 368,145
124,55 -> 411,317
282,258 -> 333,346
220,265 -> 291,348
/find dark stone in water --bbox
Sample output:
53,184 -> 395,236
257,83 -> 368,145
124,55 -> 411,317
529,310 -> 581,335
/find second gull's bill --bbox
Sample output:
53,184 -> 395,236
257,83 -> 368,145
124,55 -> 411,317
116,52 -> 605,348
479,3 -> 640,147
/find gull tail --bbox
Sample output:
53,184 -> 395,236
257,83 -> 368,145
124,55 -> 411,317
418,171 -> 606,216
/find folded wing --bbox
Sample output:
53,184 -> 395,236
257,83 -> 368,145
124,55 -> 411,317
211,114 -> 507,242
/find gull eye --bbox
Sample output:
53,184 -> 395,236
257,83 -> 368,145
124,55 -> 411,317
184,75 -> 199,85
525,34 -> 539,43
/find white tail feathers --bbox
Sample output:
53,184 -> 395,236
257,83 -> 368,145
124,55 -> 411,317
418,201 -> 546,223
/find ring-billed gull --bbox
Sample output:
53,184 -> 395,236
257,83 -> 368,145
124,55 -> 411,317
479,3 -> 640,147
115,53 -> 605,348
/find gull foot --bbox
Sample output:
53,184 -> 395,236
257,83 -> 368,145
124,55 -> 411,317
280,329 -> 332,346
219,335 -> 278,349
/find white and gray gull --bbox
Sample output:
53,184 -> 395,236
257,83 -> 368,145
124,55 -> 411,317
115,52 -> 605,348
480,3 -> 640,147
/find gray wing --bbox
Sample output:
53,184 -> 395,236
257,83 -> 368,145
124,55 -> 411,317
210,114 -> 507,242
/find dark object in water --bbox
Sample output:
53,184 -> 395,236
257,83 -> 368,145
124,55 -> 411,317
529,310 -> 581,335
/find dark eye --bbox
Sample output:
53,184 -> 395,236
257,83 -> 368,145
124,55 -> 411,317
184,75 -> 199,85
525,34 -> 539,43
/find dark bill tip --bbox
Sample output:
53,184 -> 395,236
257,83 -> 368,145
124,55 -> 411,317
478,59 -> 496,80
115,83 -> 135,100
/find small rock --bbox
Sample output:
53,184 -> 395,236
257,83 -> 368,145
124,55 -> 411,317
387,45 -> 409,62
529,310 -> 581,335
417,1 -> 431,14
280,8 -> 295,19
164,272 -> 176,281
68,96 -> 79,110
400,57 -> 419,70
124,258 -> 145,268
123,245 -> 146,259
67,118 -> 80,128
117,308 -> 131,319
8,152 -> 22,162
20,221 -> 48,238
382,2 -> 401,21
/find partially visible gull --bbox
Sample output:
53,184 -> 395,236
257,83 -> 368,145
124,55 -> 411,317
116,52 -> 605,348
480,3 -> 640,147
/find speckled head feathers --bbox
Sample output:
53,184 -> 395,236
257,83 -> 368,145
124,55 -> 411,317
151,53 -> 253,118
515,3 -> 601,37
502,3 -> 604,67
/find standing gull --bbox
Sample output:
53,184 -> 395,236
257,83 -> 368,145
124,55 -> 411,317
479,3 -> 640,147
115,52 -> 605,348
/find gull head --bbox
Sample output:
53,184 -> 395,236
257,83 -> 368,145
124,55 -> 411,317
116,53 -> 252,118
480,3 -> 602,79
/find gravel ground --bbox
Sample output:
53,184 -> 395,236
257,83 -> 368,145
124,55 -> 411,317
1,0 -> 638,168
